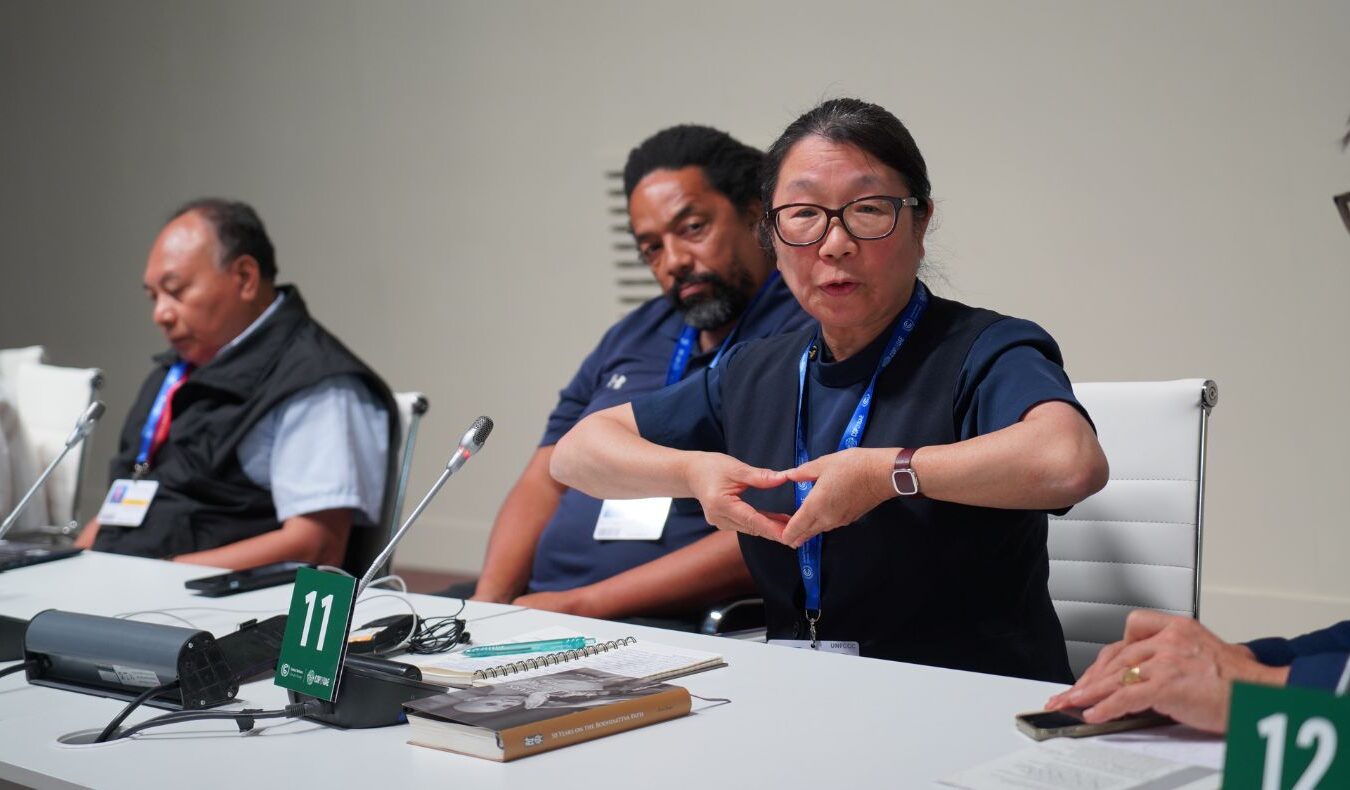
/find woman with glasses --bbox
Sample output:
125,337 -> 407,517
552,98 -> 1107,682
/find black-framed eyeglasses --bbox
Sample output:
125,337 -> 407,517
1335,192 -> 1350,238
768,195 -> 922,247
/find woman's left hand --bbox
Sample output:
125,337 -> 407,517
780,447 -> 895,548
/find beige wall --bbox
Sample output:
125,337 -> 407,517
2,1 -> 1346,641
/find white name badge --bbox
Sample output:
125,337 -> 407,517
593,497 -> 672,541
96,479 -> 160,527
767,639 -> 862,656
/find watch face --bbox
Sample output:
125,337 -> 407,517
892,469 -> 919,496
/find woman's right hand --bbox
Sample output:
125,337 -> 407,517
682,452 -> 791,542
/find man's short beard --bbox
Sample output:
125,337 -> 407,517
667,269 -> 754,331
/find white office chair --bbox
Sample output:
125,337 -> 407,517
341,391 -> 429,576
1048,379 -> 1218,677
6,360 -> 105,537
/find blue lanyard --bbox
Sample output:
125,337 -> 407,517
792,282 -> 929,628
666,326 -> 700,387
665,272 -> 781,386
134,360 -> 191,475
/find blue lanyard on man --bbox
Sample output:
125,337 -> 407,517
665,272 -> 781,386
133,359 -> 192,480
792,282 -> 929,646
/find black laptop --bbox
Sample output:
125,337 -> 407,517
0,540 -> 82,572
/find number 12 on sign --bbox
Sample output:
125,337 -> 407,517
274,568 -> 357,702
1256,712 -> 1337,790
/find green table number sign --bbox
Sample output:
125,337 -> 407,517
1224,681 -> 1349,789
273,568 -> 357,702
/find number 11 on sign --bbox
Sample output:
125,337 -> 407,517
299,590 -> 333,650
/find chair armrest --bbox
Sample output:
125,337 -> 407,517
701,596 -> 766,636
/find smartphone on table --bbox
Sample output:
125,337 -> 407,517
1015,707 -> 1171,741
184,561 -> 315,597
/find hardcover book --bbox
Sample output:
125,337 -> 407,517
404,668 -> 692,761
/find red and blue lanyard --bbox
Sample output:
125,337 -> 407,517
133,360 -> 191,479
792,282 -> 929,642
665,272 -> 781,386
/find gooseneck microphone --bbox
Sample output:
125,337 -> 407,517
0,400 -> 106,541
355,416 -> 493,598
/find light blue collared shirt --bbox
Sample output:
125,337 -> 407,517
221,293 -> 389,526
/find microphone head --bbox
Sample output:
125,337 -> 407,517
65,400 -> 107,447
84,400 -> 107,424
463,416 -> 493,453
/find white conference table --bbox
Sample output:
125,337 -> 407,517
3,552 -> 1078,789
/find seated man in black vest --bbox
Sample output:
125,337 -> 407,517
75,199 -> 397,570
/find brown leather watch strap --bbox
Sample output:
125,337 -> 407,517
892,447 -> 921,496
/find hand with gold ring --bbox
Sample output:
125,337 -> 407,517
1044,610 -> 1291,734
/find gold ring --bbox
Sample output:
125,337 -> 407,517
1121,665 -> 1144,685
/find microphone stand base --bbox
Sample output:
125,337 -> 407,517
290,656 -> 444,729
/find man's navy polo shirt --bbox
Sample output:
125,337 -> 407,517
529,276 -> 811,593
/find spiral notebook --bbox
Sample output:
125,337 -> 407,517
406,627 -> 725,688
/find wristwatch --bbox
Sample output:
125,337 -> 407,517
891,447 -> 921,496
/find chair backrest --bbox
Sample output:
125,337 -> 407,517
389,392 -> 430,528
8,361 -> 105,527
1048,379 -> 1218,677
1,348 -> 49,531
340,392 -> 428,576
0,346 -> 47,383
